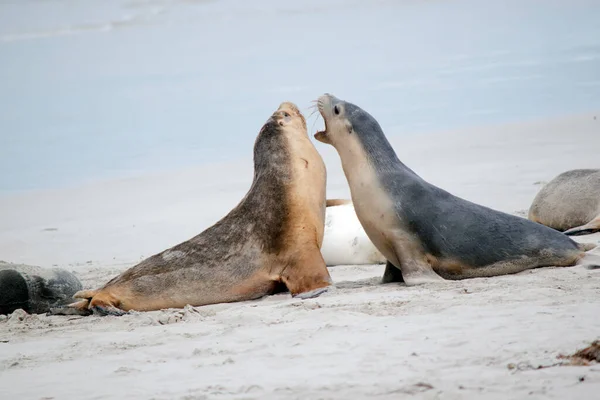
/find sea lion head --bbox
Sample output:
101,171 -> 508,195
253,101 -> 309,175
314,93 -> 384,149
267,101 -> 307,134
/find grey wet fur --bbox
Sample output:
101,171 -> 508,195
529,169 -> 600,236
0,262 -> 82,315
315,94 -> 598,283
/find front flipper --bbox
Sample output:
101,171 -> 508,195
282,249 -> 332,299
91,304 -> 127,316
381,261 -> 404,284
392,243 -> 445,286
47,299 -> 92,316
564,217 -> 600,236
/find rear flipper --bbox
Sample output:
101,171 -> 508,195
47,299 -> 92,316
564,217 -> 600,236
87,290 -> 127,316
47,289 -> 128,317
90,304 -> 127,316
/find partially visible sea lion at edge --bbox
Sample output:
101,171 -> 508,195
58,102 -> 332,316
0,262 -> 82,315
529,169 -> 600,236
314,93 -> 599,286
322,199 -> 386,266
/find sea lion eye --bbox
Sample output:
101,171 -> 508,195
283,112 -> 290,118
334,105 -> 340,115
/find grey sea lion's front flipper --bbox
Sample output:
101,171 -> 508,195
381,261 -> 405,284
391,245 -> 445,286
564,217 -> 600,236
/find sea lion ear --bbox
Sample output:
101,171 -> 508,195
346,121 -> 353,134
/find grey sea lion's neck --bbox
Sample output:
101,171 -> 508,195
359,132 -> 421,181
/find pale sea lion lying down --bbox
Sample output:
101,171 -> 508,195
322,199 -> 386,266
314,93 -> 599,286
529,169 -> 600,236
56,102 -> 332,316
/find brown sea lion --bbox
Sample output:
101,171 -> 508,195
529,169 -> 600,236
58,102 -> 331,316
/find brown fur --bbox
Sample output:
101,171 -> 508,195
64,102 -> 331,315
428,251 -> 583,280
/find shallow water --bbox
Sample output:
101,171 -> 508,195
1,0 -> 599,192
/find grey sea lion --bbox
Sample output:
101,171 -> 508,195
313,93 -> 598,285
0,262 -> 82,315
58,102 -> 332,316
529,169 -> 600,236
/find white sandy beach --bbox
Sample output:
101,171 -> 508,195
1,112 -> 599,399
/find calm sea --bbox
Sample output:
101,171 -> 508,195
1,0 -> 599,192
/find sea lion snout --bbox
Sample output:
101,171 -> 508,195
277,101 -> 301,116
314,93 -> 342,145
272,102 -> 306,130
316,93 -> 338,116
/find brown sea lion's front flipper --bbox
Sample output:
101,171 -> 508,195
563,217 -> 600,236
282,250 -> 332,299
